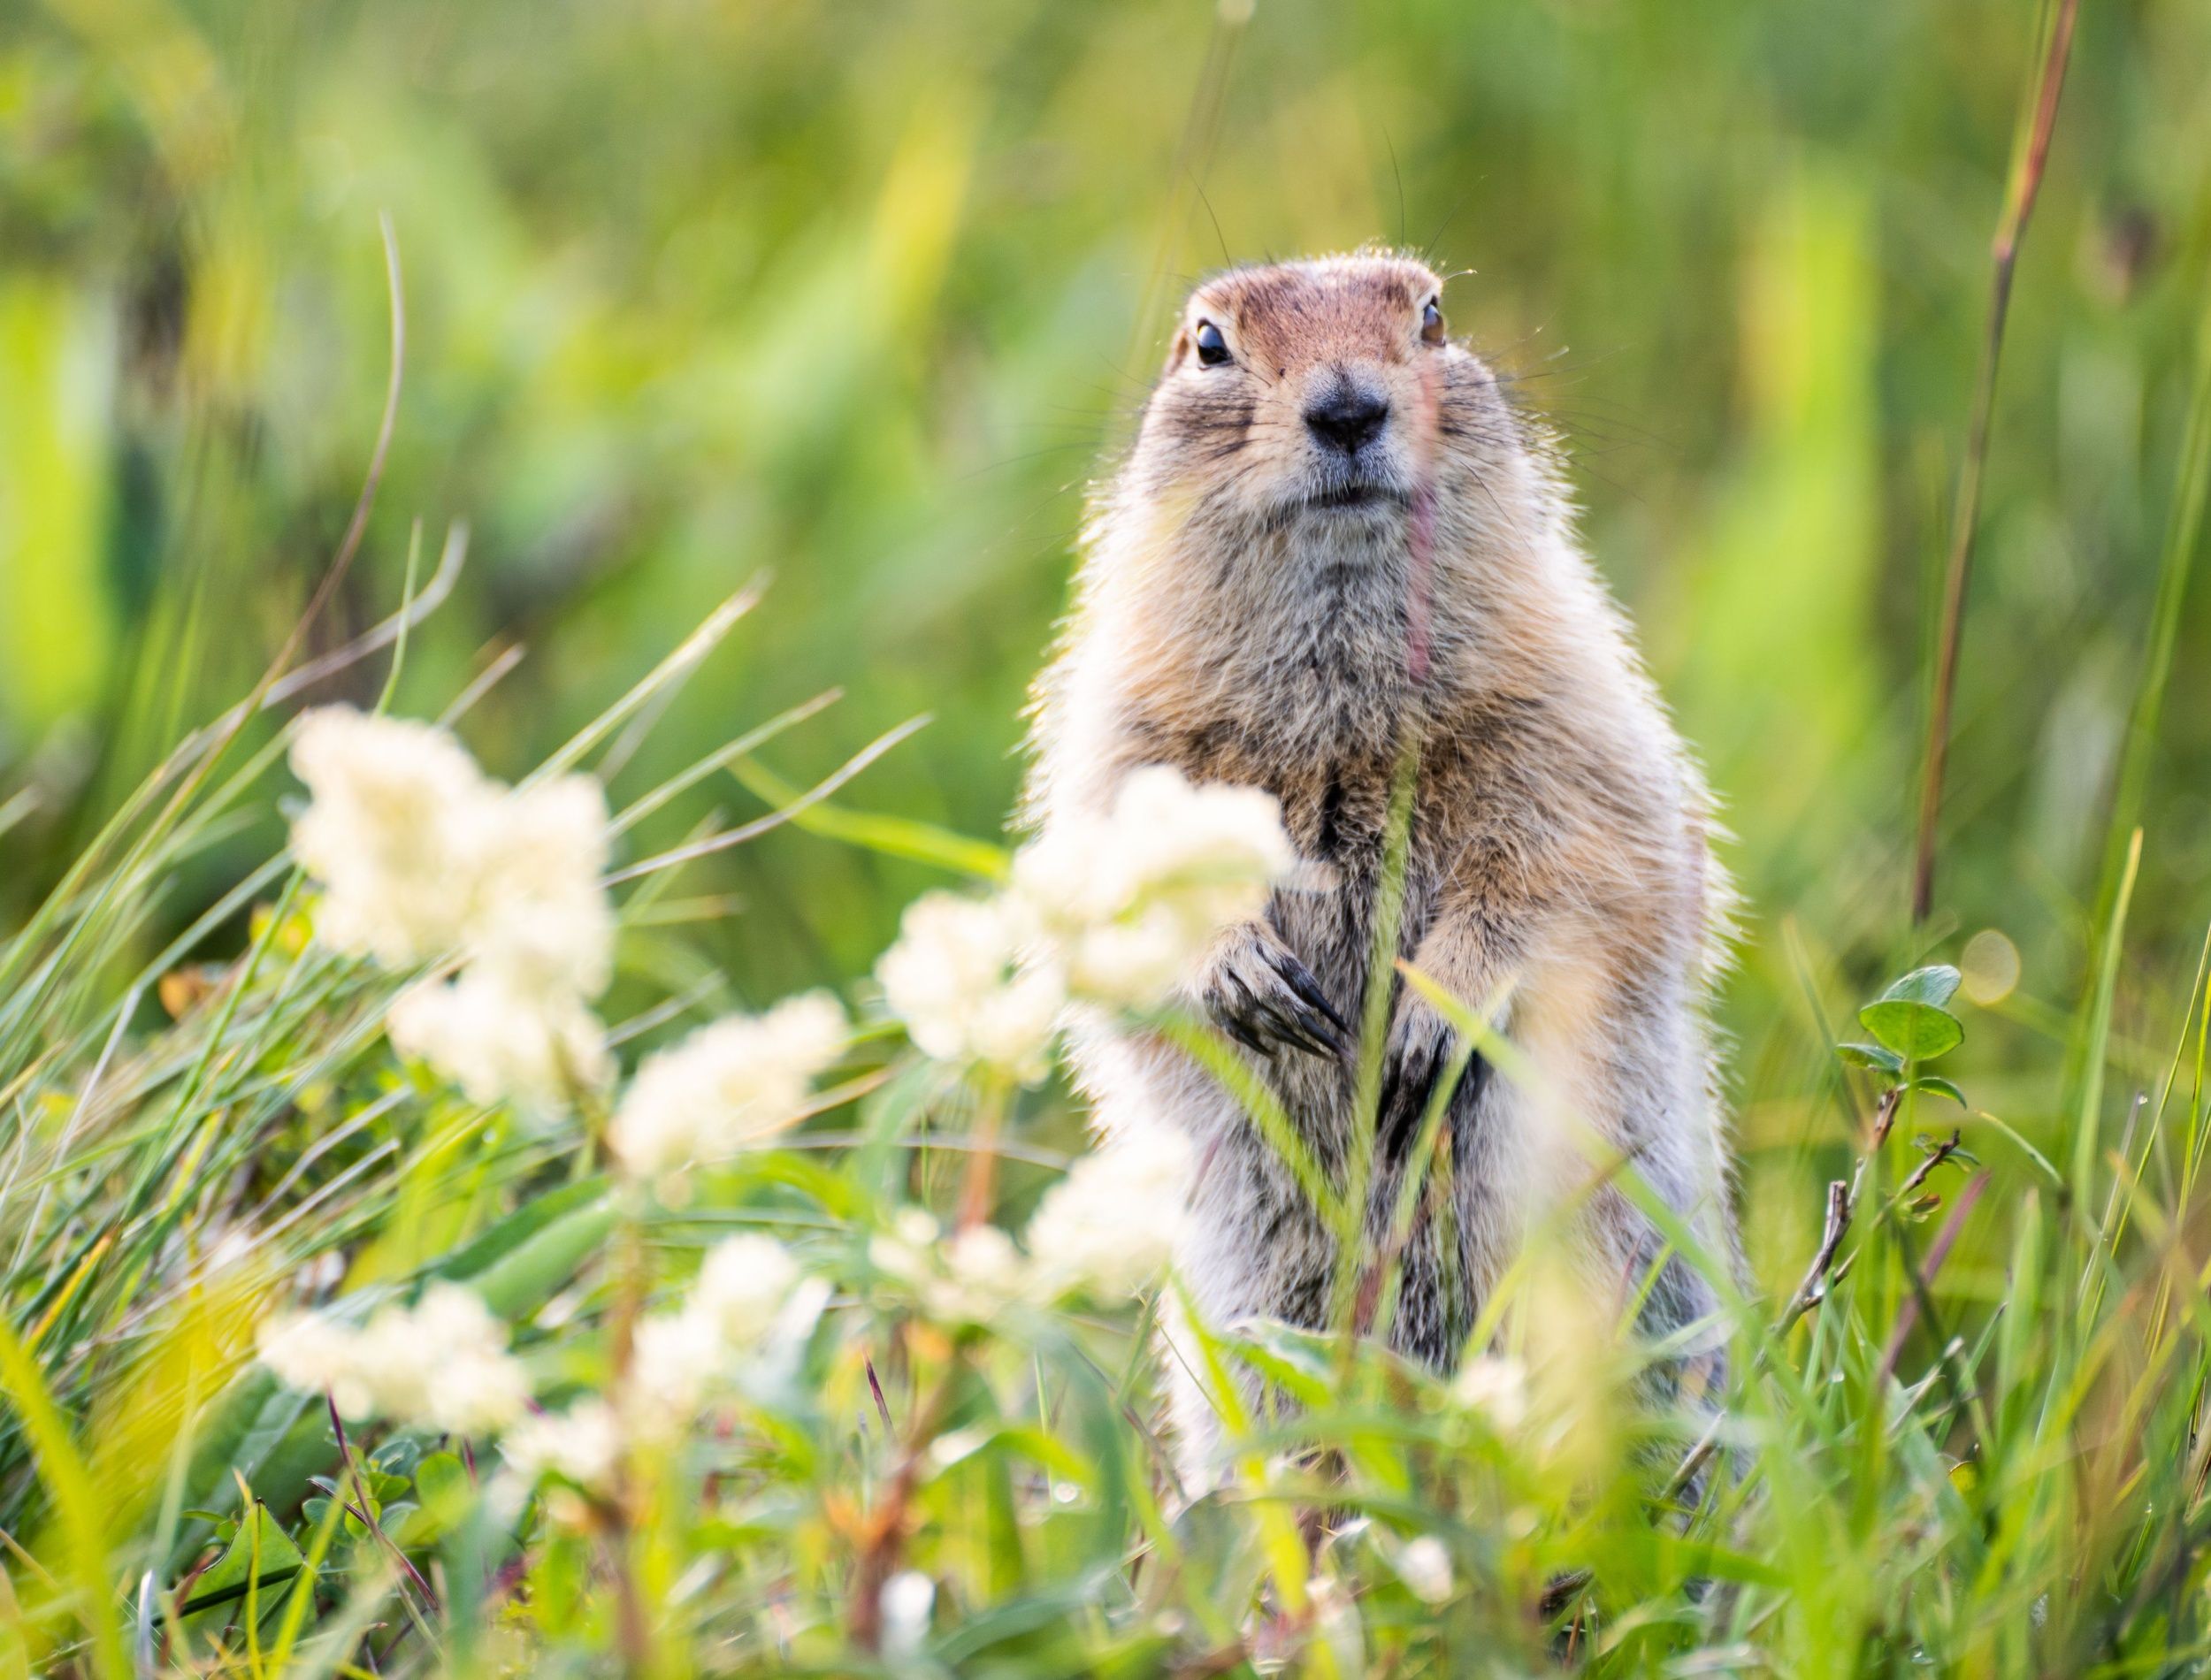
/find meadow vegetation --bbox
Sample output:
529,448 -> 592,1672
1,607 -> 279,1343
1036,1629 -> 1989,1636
4,0 -> 2211,1673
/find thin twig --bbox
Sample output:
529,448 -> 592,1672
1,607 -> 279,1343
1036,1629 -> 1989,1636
848,1355 -> 961,1652
325,1394 -> 440,1612
1896,1128 -> 1967,1205
863,1358 -> 895,1432
1912,0 -> 2081,921
1778,1180 -> 1852,1336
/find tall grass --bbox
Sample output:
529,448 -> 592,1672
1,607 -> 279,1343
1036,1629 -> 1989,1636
3,388 -> 2211,1671
6,4 -> 2211,1676
2,616 -> 2210,1675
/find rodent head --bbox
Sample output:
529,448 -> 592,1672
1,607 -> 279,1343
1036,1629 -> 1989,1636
1128,252 -> 1522,537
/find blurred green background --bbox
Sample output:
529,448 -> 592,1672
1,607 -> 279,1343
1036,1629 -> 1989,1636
4,0 -> 2209,1280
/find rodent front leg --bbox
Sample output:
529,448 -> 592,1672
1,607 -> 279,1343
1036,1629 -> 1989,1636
1378,910 -> 1512,1164
1191,919 -> 1351,1061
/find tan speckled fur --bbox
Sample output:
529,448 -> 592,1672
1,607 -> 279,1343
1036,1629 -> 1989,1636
1023,252 -> 1739,1478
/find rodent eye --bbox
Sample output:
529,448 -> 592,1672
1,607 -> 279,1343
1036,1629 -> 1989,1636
1193,319 -> 1231,368
1421,299 -> 1446,345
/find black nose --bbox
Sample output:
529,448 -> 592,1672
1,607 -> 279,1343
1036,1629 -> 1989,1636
1304,386 -> 1390,454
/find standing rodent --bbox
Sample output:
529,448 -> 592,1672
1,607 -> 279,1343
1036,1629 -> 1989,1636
1024,251 -> 1738,1474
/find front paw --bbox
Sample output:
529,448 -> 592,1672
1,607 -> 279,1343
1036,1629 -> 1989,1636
1377,996 -> 1489,1163
1197,923 -> 1350,1061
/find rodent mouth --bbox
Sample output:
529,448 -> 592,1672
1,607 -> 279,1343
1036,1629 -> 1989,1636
1301,481 -> 1406,513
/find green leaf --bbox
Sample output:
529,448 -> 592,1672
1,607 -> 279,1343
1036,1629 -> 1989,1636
1881,965 -> 1962,1008
1859,999 -> 1963,1061
528,1531 -> 592,1638
436,1177 -> 608,1286
729,757 -> 1010,881
1221,1321 -> 1338,1407
440,1187 -> 616,1320
170,1376 -> 324,1566
414,1450 -> 472,1515
1837,1042 -> 1904,1074
1912,1075 -> 1968,1106
927,1424 -> 1094,1486
177,1502 -> 308,1623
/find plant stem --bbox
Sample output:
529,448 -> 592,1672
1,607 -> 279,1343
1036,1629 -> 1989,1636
954,1074 -> 1010,1232
604,1204 -> 654,1677
1910,0 -> 2080,923
848,1348 -> 961,1653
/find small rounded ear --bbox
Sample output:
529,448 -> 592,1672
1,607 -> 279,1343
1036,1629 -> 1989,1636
1162,326 -> 1190,375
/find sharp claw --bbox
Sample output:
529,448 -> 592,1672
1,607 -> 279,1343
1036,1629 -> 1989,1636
1208,974 -> 1274,1055
1208,943 -> 1359,1061
1262,945 -> 1351,1036
1220,1012 -> 1270,1056
1252,996 -> 1332,1059
1289,1001 -> 1351,1058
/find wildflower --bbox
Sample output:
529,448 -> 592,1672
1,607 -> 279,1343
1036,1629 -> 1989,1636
388,967 -> 611,1110
1450,1354 -> 1530,1432
880,1570 -> 937,1661
867,1209 -> 1022,1322
938,1225 -> 1029,1317
503,1400 -> 622,1493
690,1233 -> 802,1346
868,1207 -> 946,1294
371,1283 -> 532,1434
874,767 -> 1295,1080
627,1233 -> 806,1432
256,1282 -> 528,1435
876,892 -> 1065,1082
289,708 -> 493,966
1013,766 -> 1294,1010
463,776 -> 616,999
1025,1127 -> 1193,1299
256,1310 -> 379,1420
629,1308 -> 726,1427
1396,1535 -> 1456,1605
289,706 -> 616,1110
607,992 -> 847,1180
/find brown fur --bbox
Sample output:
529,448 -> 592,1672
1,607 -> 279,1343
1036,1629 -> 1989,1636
1025,252 -> 1738,1481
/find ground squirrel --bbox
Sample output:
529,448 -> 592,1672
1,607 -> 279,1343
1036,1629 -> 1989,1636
1025,251 -> 1738,1470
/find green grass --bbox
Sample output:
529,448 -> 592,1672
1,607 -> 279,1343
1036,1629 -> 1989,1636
5,0 -> 2211,1672
0,555 -> 2207,1675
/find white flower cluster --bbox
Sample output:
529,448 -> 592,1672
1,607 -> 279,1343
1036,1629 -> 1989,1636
256,1282 -> 529,1436
1013,767 -> 1296,1009
876,896 -> 1063,1083
259,1236 -> 814,1495
1450,1354 -> 1530,1431
607,993 -> 847,1180
1023,1126 -> 1194,1299
289,707 -> 616,1109
871,1129 -> 1194,1317
876,767 -> 1295,1081
501,1399 -> 622,1492
512,1233 -> 807,1490
1395,1535 -> 1456,1605
869,1210 -> 1032,1324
